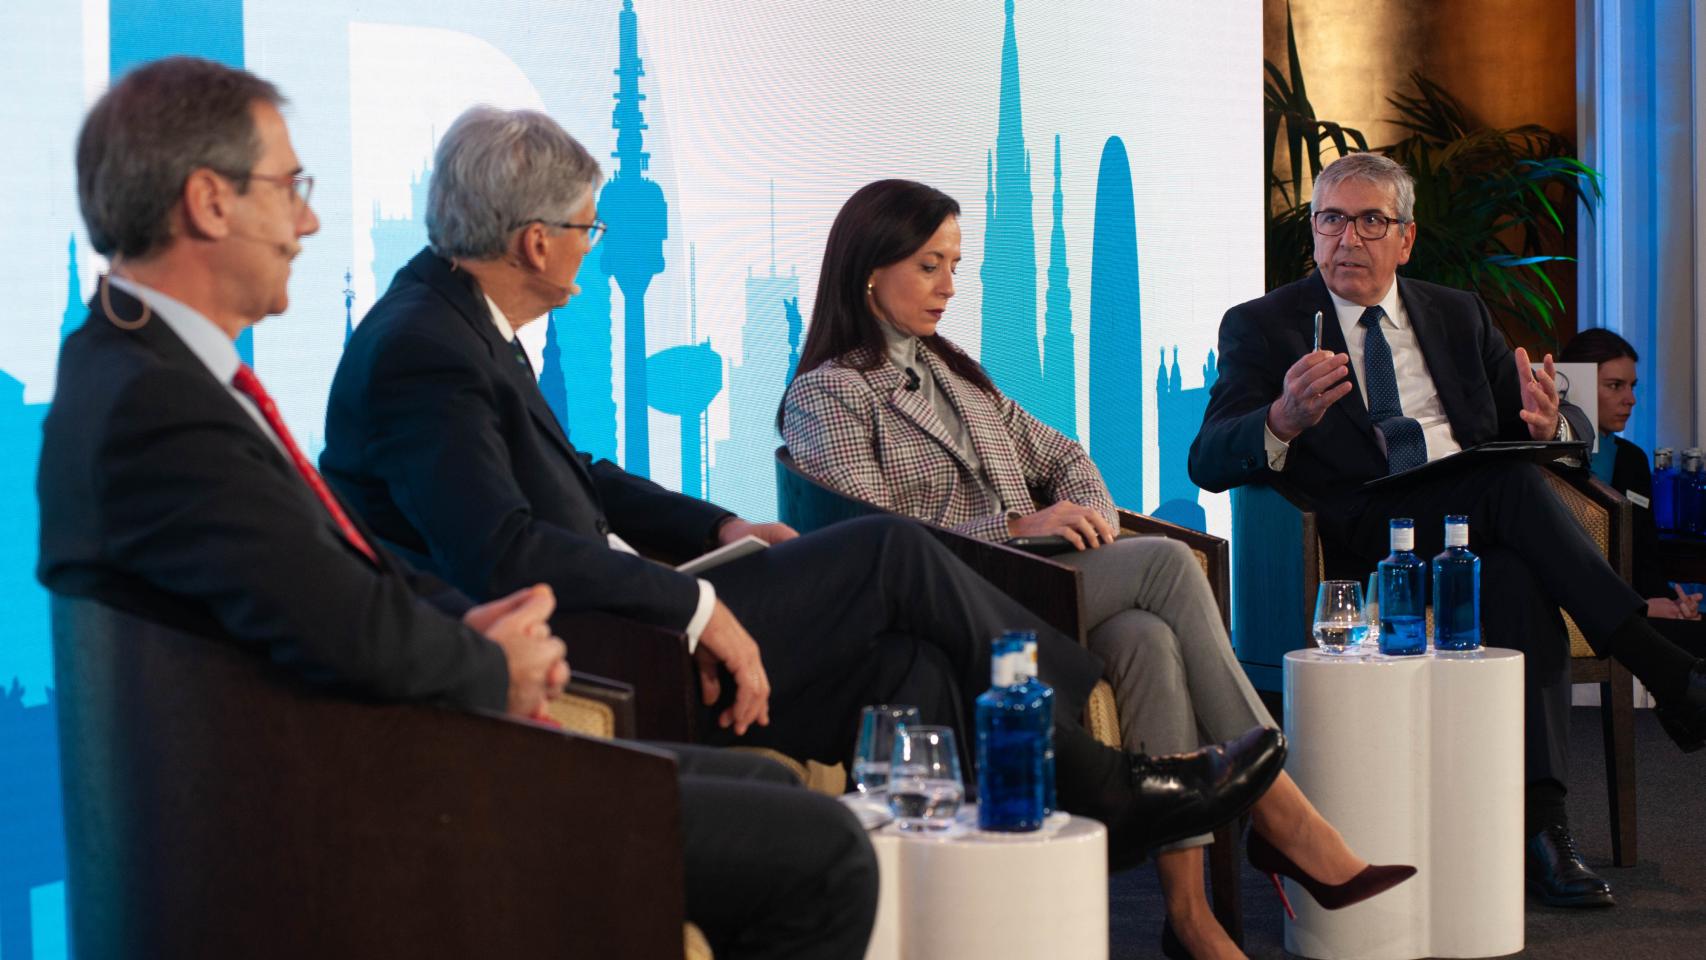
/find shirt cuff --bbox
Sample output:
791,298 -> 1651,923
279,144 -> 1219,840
1263,422 -> 1291,471
683,579 -> 716,655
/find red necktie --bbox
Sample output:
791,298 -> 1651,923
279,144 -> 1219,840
230,363 -> 379,564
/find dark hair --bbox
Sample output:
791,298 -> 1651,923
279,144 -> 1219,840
791,179 -> 993,395
1559,328 -> 1639,366
76,56 -> 283,260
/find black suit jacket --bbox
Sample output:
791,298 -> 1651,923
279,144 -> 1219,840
37,284 -> 505,710
1189,272 -> 1588,510
322,248 -> 733,631
1606,434 -> 1665,599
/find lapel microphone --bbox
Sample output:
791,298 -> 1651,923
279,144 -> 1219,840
903,367 -> 921,392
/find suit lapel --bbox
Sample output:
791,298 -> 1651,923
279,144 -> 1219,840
867,350 -> 978,475
411,251 -> 595,488
1395,277 -> 1466,429
918,348 -> 1031,509
93,283 -> 383,568
1303,274 -> 1382,455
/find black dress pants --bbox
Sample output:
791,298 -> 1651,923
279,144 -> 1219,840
653,743 -> 878,960
1326,460 -> 1647,788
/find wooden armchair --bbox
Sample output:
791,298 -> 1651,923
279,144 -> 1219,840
776,446 -> 1247,943
52,594 -> 694,959
1228,468 -> 1639,866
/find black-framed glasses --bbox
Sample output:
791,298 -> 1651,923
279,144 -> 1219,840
523,218 -> 608,247
1313,210 -> 1407,240
215,169 -> 314,206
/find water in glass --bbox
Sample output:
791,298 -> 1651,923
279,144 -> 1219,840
1313,580 -> 1367,655
889,725 -> 964,831
853,704 -> 918,797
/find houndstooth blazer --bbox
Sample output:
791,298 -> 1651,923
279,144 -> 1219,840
782,344 -> 1116,542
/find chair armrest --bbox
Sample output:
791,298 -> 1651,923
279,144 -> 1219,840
1540,465 -> 1633,581
919,522 -> 1085,643
556,610 -> 701,743
1117,508 -> 1232,631
548,672 -> 638,739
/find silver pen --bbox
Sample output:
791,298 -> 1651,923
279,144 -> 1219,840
1312,310 -> 1324,353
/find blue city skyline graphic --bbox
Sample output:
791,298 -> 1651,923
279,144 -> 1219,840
0,3 -> 1231,958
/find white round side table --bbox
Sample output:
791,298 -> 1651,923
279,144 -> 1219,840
846,801 -> 1107,959
1281,647 -> 1525,960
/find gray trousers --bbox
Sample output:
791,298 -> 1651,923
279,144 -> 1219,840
1058,536 -> 1275,849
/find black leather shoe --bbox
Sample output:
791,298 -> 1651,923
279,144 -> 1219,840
1126,726 -> 1287,853
1527,825 -> 1614,908
1654,661 -> 1706,753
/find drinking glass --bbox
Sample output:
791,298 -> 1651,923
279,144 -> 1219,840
1313,580 -> 1368,655
888,725 -> 964,831
852,704 -> 919,797
1363,573 -> 1382,653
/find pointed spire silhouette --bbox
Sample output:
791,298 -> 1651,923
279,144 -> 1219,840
60,234 -> 85,341
980,0 -> 1042,411
1041,134 -> 1076,438
342,269 -> 355,345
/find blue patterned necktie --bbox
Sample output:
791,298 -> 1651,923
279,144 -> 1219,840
1359,305 -> 1427,474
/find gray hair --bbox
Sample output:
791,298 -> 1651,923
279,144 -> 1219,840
1311,153 -> 1416,222
76,56 -> 283,260
427,106 -> 603,260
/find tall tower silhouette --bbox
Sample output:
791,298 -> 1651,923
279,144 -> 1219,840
711,183 -> 799,521
601,0 -> 668,478
60,234 -> 84,341
342,270 -> 355,345
979,0 -> 1042,410
1039,135 -> 1076,438
1088,136 -> 1143,508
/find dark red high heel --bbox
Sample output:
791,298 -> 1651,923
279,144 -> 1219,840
1247,829 -> 1416,919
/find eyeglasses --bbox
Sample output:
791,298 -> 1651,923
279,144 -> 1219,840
1313,210 -> 1408,240
522,218 -> 608,247
215,169 -> 314,207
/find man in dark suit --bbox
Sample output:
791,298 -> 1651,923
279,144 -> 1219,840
1190,152 -> 1706,908
321,105 -> 1288,870
38,57 -> 879,960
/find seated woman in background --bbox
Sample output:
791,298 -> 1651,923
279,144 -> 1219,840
1559,330 -> 1702,644
780,179 -> 1413,960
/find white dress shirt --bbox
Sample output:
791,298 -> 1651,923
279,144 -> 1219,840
484,294 -> 716,651
1263,280 -> 1565,470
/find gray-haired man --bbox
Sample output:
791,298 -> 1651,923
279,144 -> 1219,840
1191,151 -> 1706,908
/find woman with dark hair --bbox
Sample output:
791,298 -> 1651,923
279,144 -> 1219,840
1559,329 -> 1702,624
782,180 -> 1413,959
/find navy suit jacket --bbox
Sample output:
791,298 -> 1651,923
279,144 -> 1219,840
322,248 -> 733,632
1188,272 -> 1588,512
37,283 -> 504,711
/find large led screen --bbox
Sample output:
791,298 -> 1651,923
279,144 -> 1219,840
0,2 -> 1260,954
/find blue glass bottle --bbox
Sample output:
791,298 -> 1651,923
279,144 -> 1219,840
1013,634 -> 1057,815
1653,448 -> 1679,532
1432,515 -> 1481,650
1684,449 -> 1706,535
976,634 -> 1047,832
1378,518 -> 1428,656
